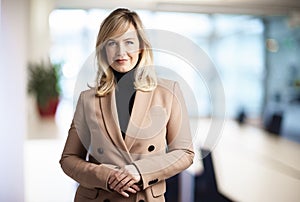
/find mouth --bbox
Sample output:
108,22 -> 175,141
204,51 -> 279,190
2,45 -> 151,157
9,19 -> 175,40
115,59 -> 128,63
115,58 -> 128,61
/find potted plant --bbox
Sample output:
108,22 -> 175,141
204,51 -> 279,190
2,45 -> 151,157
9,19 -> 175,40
27,61 -> 61,117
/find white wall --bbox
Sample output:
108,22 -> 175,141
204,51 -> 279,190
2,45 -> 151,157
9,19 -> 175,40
54,0 -> 300,15
0,0 -> 29,201
28,0 -> 54,62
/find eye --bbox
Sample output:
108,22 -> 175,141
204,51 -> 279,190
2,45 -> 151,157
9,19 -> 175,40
125,40 -> 134,45
107,40 -> 117,47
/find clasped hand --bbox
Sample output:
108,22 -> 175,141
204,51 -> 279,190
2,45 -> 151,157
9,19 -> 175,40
108,164 -> 141,197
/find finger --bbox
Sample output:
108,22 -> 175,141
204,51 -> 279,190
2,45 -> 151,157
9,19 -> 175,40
114,175 -> 131,191
123,171 -> 141,183
119,170 -> 137,182
125,187 -> 137,194
119,190 -> 129,198
108,174 -> 119,186
117,186 -> 136,197
108,169 -> 122,183
131,184 -> 141,192
108,170 -> 119,184
110,172 -> 127,190
119,178 -> 138,193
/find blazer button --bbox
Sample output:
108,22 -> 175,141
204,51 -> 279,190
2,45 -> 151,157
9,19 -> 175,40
97,147 -> 104,154
148,145 -> 155,152
148,178 -> 158,185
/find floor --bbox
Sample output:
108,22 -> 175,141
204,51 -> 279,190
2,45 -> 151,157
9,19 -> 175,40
24,139 -> 76,202
25,100 -> 76,202
24,102 -> 300,202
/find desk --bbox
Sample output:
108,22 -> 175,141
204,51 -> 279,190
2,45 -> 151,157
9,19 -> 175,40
204,119 -> 300,202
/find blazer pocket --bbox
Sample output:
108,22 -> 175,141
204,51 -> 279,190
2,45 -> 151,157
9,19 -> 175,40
150,180 -> 166,198
76,185 -> 99,199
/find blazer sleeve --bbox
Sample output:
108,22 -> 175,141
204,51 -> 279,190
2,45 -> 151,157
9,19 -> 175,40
59,92 -> 116,191
133,82 -> 195,190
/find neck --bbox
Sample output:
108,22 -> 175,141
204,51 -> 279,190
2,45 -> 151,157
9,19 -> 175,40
112,67 -> 135,83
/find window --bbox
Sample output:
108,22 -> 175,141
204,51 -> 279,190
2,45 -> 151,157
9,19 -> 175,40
49,9 -> 264,119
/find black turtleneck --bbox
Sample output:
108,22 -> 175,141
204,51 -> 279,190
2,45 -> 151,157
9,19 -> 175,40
112,68 -> 136,139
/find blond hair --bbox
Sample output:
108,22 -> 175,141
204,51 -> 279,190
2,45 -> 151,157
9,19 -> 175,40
95,8 -> 157,96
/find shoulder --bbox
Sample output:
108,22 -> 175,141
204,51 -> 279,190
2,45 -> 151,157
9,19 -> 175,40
80,88 -> 96,96
156,78 -> 183,95
155,78 -> 185,101
156,78 -> 178,91
77,88 -> 96,102
150,78 -> 183,100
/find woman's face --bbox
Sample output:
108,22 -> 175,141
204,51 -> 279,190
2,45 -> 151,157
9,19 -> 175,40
105,24 -> 141,73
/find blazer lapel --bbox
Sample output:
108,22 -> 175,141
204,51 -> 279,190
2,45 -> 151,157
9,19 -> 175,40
99,90 -> 131,157
125,90 -> 154,151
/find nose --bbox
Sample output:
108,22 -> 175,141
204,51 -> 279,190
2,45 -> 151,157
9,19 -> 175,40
117,43 -> 126,56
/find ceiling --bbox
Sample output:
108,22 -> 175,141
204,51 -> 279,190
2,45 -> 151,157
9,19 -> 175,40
55,0 -> 300,15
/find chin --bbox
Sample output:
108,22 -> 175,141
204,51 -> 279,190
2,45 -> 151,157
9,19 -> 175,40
115,67 -> 133,73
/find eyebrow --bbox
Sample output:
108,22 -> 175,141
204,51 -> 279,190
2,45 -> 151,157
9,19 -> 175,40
124,37 -> 136,40
107,37 -> 137,41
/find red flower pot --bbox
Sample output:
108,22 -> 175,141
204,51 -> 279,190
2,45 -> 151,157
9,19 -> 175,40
37,98 -> 59,117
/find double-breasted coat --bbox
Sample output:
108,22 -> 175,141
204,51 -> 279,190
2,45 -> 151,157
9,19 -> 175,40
60,78 -> 194,202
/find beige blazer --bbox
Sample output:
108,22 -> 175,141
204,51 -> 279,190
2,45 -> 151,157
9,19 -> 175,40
60,78 -> 194,202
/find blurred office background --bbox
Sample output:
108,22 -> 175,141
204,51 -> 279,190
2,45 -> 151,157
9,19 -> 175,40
1,0 -> 300,201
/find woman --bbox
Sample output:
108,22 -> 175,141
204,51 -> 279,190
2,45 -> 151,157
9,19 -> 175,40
60,8 -> 194,202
